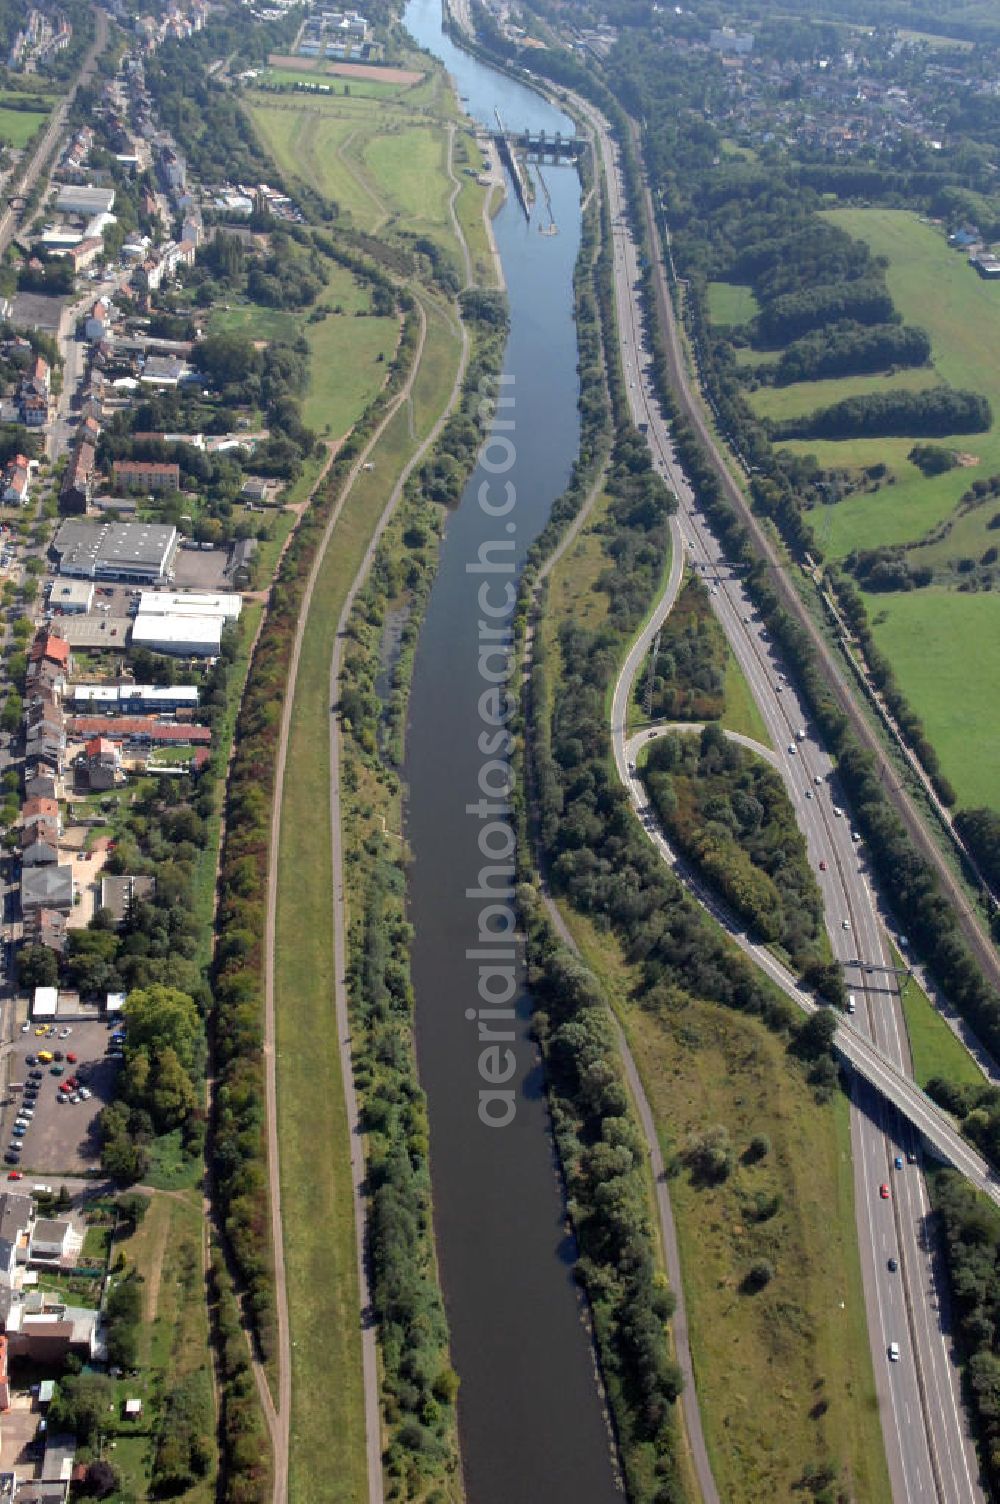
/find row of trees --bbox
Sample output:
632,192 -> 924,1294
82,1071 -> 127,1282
772,386 -> 992,441
766,320 -> 931,387
336,286 -> 514,1495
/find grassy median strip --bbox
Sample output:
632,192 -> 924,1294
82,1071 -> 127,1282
273,299 -> 463,1503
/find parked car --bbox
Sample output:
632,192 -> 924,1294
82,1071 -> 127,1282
66,1053 -> 77,1064
6,1170 -> 22,1180
25,1055 -> 37,1067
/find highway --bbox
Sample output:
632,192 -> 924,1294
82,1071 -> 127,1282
574,94 -> 988,1503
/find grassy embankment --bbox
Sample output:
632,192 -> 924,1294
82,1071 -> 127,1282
537,480 -> 891,1504
256,58 -> 471,1491
272,297 -> 461,1502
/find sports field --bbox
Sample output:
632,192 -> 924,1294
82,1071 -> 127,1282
864,587 -> 1000,809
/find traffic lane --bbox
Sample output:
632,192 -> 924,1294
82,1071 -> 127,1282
894,1139 -> 983,1500
853,1095 -> 911,1502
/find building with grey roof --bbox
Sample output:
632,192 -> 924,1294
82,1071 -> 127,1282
21,865 -> 73,914
52,520 -> 178,584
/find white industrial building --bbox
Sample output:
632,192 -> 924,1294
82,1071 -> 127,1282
49,579 -> 94,614
131,614 -> 223,657
70,684 -> 200,713
55,185 -> 116,216
137,590 -> 241,621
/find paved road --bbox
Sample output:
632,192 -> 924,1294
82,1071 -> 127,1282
575,95 -> 987,1504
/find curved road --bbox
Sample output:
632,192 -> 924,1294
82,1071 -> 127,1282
576,93 -> 988,1504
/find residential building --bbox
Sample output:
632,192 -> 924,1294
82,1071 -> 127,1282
0,1194 -> 33,1287
23,908 -> 68,954
59,442 -> 95,515
21,865 -> 74,913
81,735 -> 121,791
2,454 -> 30,506
112,459 -> 180,492
100,873 -> 155,926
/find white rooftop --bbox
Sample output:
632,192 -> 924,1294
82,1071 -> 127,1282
137,590 -> 241,620
32,987 -> 58,1018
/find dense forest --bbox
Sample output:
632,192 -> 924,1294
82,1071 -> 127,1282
636,575 -> 725,721
643,729 -> 825,964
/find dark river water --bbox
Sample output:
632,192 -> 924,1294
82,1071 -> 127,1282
402,1 -> 623,1501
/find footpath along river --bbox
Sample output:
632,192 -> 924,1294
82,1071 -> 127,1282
402,0 -> 623,1500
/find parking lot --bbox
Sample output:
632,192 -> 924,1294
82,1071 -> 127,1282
3,1019 -> 120,1174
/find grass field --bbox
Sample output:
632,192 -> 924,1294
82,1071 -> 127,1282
707,281 -> 759,327
258,67 -> 407,98
629,997 -> 890,1504
863,587 -> 1000,808
722,651 -> 773,746
750,364 -> 939,424
805,209 -> 1000,557
207,302 -> 300,341
247,90 -> 457,254
274,299 -> 462,1502
899,965 -> 987,1090
303,314 -> 399,437
0,103 -> 48,147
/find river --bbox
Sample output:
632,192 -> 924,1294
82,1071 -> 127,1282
401,1 -> 623,1501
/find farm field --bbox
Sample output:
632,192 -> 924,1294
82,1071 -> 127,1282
798,209 -> 1000,557
864,587 -> 1000,808
707,280 -> 759,327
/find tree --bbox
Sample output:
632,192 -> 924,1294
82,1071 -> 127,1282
48,1373 -> 115,1444
81,1460 -> 119,1499
124,985 -> 201,1072
795,1008 -> 838,1061
17,944 -> 58,989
